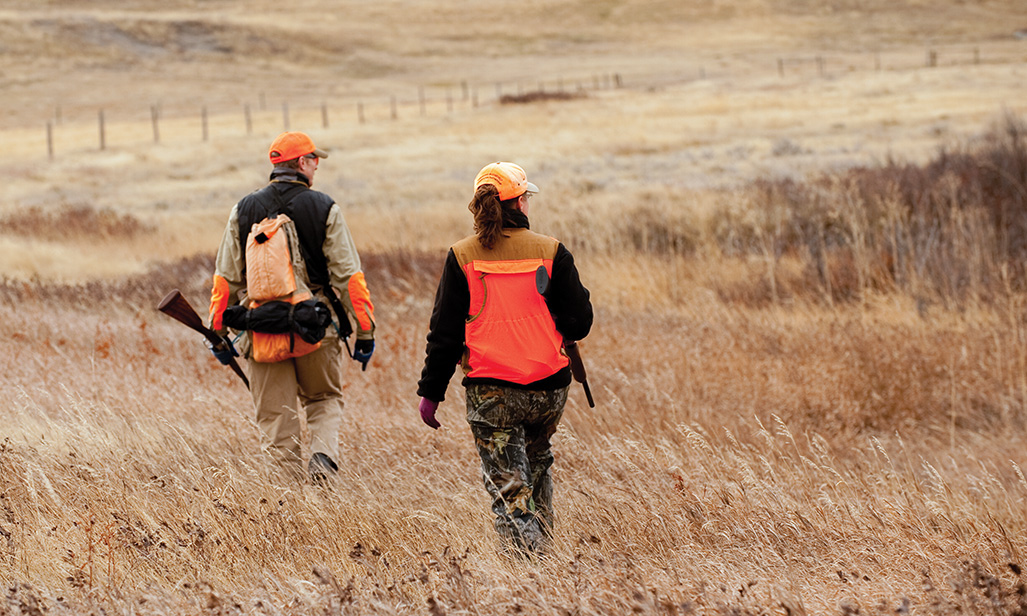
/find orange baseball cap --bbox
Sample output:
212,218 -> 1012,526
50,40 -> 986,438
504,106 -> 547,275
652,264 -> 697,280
474,162 -> 539,200
268,132 -> 329,164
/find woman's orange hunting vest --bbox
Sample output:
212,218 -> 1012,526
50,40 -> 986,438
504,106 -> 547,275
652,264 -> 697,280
451,228 -> 569,384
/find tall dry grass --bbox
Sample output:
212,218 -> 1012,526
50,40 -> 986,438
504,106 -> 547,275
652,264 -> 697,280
2,290 -> 1027,614
538,114 -> 1027,310
706,113 -> 1027,309
4,118 -> 1027,612
3,0 -> 1027,611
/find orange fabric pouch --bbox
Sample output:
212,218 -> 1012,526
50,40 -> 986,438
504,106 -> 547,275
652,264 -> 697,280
244,214 -> 319,362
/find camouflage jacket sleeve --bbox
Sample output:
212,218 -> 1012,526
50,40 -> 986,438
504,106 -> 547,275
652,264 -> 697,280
209,204 -> 246,331
323,203 -> 375,340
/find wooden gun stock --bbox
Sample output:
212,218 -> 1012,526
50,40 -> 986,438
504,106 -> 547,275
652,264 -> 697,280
563,340 -> 595,408
157,289 -> 250,389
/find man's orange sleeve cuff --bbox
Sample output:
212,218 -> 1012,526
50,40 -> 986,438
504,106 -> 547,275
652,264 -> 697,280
209,275 -> 230,330
348,271 -> 375,332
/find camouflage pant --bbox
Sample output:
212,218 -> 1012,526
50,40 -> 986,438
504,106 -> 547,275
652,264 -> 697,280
465,384 -> 569,554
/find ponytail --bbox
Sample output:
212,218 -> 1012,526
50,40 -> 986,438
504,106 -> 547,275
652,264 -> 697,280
468,184 -> 506,249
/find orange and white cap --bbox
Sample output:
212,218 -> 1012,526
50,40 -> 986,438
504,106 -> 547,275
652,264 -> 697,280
269,132 -> 329,164
474,162 -> 539,201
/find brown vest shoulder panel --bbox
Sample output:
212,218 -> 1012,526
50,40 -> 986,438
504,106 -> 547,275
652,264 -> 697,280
452,229 -> 559,269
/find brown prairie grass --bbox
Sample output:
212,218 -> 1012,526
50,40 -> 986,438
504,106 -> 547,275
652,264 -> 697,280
2,236 -> 1027,614
0,205 -> 153,241
3,2 -> 1027,613
2,120 -> 1027,614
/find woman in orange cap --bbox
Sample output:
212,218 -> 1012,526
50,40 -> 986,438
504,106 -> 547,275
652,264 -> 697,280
417,162 -> 593,556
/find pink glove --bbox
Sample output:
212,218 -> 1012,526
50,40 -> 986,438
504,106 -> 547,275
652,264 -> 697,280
419,397 -> 441,430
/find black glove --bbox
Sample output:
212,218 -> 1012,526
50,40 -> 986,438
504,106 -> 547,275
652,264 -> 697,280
352,339 -> 374,371
207,337 -> 238,365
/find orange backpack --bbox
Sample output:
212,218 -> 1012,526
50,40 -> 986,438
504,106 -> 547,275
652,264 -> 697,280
244,213 -> 321,362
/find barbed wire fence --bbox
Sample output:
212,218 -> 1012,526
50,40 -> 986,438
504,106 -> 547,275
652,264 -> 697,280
35,44 -> 994,160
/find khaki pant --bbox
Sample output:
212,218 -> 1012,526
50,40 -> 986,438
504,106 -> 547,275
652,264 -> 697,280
248,334 -> 344,468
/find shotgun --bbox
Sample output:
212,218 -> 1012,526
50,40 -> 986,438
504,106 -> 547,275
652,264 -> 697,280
535,266 -> 595,408
563,339 -> 595,408
157,289 -> 250,389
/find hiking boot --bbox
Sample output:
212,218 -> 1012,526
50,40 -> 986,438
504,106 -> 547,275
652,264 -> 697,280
309,452 -> 339,485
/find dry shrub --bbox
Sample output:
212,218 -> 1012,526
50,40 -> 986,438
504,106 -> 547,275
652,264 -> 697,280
714,113 -> 1027,308
0,253 -> 213,313
0,204 -> 154,241
919,562 -> 1027,616
499,91 -> 587,105
620,203 -> 702,256
0,250 -> 443,317
360,249 -> 446,300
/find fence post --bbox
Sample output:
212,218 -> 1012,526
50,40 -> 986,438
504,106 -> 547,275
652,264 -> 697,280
461,80 -> 469,101
419,86 -> 426,116
778,58 -> 784,77
151,105 -> 160,143
245,104 -> 252,135
390,96 -> 397,120
322,102 -> 329,128
927,49 -> 937,67
358,102 -> 365,124
202,106 -> 209,142
46,122 -> 53,160
98,110 -> 106,150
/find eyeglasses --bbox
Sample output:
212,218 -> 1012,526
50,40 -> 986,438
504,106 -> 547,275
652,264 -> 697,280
303,154 -> 318,160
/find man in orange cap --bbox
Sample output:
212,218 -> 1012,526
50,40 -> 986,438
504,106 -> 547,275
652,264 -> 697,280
209,131 -> 376,483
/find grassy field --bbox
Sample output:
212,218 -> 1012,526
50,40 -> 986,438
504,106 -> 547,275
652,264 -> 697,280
2,1 -> 1027,614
